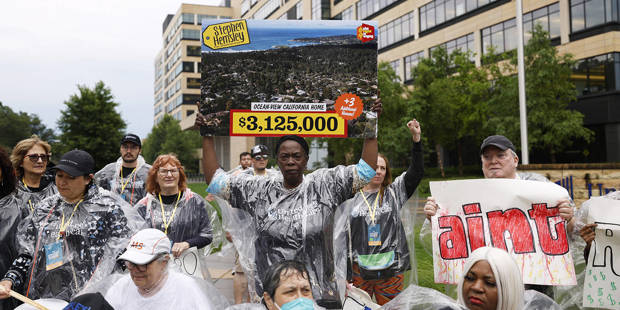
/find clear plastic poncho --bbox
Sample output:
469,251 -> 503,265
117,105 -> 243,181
0,194 -> 22,310
4,185 -> 145,301
135,188 -> 223,254
94,156 -> 151,205
208,159 -> 375,307
554,190 -> 620,309
335,172 -> 417,284
14,174 -> 57,219
380,284 -> 466,309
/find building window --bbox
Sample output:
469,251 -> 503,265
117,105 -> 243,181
389,59 -> 401,80
187,45 -> 201,57
482,3 -> 560,55
431,33 -> 475,60
182,62 -> 194,73
379,12 -> 414,49
198,14 -> 217,25
357,0 -> 398,20
312,0 -> 330,20
420,0 -> 501,32
182,13 -> 195,24
183,94 -> 201,105
182,29 -> 200,40
571,0 -> 619,32
342,6 -> 355,20
254,0 -> 279,20
241,0 -> 250,16
572,53 -> 620,96
296,2 -> 303,19
187,77 -> 201,89
405,51 -> 425,81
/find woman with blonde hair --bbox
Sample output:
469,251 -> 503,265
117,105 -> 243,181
136,154 -> 213,258
457,247 -> 524,310
10,135 -> 57,218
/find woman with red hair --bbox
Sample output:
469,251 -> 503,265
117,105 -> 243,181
136,154 -> 212,258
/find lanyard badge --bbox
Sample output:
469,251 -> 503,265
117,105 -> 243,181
360,190 -> 382,246
44,240 -> 64,271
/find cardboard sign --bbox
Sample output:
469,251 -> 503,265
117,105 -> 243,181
583,197 -> 620,308
430,179 -> 576,285
200,19 -> 378,138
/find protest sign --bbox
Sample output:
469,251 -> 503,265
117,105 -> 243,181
583,197 -> 620,308
430,179 -> 576,285
173,247 -> 210,280
199,19 -> 378,138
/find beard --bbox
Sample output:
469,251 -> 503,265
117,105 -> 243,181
123,154 -> 137,163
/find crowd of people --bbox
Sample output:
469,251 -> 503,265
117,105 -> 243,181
0,101 -> 614,310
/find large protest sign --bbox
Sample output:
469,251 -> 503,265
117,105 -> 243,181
430,179 -> 576,285
583,197 -> 620,308
172,247 -> 210,280
199,19 -> 378,138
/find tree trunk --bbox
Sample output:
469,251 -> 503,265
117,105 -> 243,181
457,141 -> 464,176
550,148 -> 557,164
435,143 -> 445,177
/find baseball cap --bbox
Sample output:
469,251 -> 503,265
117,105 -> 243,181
53,150 -> 95,177
64,293 -> 114,310
480,135 -> 516,154
251,144 -> 270,157
118,228 -> 171,265
120,134 -> 141,147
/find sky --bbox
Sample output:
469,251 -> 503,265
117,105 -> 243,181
0,0 -> 222,139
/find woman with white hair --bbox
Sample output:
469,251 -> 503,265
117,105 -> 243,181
457,247 -> 524,310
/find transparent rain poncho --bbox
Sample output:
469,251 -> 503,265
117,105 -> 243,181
380,284 -> 466,309
94,156 -> 151,205
0,194 -> 22,310
135,188 -> 223,255
207,159 -> 375,307
14,174 -> 57,219
335,142 -> 423,292
554,190 -> 620,309
2,185 -> 146,301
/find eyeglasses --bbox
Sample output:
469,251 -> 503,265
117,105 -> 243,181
253,155 -> 269,160
158,168 -> 180,176
124,256 -> 163,272
25,154 -> 50,163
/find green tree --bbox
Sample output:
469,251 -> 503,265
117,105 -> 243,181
0,101 -> 56,149
487,25 -> 593,162
57,81 -> 126,170
142,114 -> 202,173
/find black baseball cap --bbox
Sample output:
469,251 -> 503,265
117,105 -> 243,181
251,144 -> 269,157
64,293 -> 114,310
54,150 -> 95,177
480,135 -> 516,154
120,134 -> 141,147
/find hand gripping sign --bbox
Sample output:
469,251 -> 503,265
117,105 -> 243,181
583,197 -> 620,308
430,179 -> 576,285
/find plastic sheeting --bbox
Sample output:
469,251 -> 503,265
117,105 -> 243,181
208,160 -> 374,307
135,188 -> 223,256
524,289 -> 562,309
80,257 -> 230,310
14,174 -> 57,219
380,285 -> 466,310
0,194 -> 21,310
94,156 -> 151,205
554,190 -> 620,310
6,185 -> 146,301
335,172 -> 418,287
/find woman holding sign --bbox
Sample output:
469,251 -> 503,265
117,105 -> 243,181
197,101 -> 381,309
337,119 -> 423,305
136,154 -> 214,258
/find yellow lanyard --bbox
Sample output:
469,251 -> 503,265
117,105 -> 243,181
58,199 -> 84,240
120,167 -> 137,192
159,192 -> 181,235
23,177 -> 34,212
360,189 -> 380,224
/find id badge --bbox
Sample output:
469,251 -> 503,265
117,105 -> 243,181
120,193 -> 126,200
368,223 -> 381,246
45,240 -> 64,271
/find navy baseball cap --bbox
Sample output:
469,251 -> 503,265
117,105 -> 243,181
53,149 -> 95,177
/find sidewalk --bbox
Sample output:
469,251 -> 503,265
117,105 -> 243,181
205,248 -> 235,304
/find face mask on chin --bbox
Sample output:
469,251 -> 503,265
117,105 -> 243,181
275,297 -> 314,310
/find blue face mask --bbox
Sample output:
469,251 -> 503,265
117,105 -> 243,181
277,297 -> 314,310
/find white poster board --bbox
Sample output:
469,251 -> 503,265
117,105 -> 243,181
172,247 -> 210,280
430,179 -> 576,285
583,197 -> 620,308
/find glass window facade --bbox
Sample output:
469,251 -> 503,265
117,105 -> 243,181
571,0 -> 619,32
431,33 -> 475,60
572,53 -> 620,96
342,6 -> 355,20
254,0 -> 279,20
182,29 -> 200,40
390,59 -> 401,80
357,0 -> 399,20
187,45 -> 200,57
198,14 -> 217,25
420,0 -> 500,32
379,12 -> 415,49
405,51 -> 425,81
482,3 -> 560,55
182,13 -> 195,24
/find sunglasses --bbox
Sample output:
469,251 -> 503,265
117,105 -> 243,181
253,155 -> 269,160
124,256 -> 163,272
25,154 -> 50,163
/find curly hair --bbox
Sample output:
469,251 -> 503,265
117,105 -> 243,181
145,154 -> 187,194
10,135 -> 52,177
0,147 -> 17,198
